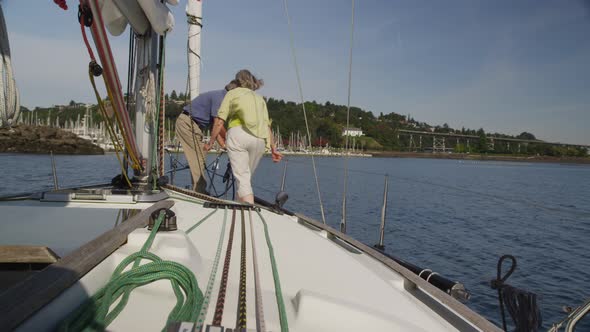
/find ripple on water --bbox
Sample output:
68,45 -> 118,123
1,155 -> 589,329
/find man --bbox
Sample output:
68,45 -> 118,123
175,81 -> 236,193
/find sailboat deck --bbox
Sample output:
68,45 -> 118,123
0,189 -> 499,331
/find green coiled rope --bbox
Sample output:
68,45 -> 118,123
59,211 -> 203,331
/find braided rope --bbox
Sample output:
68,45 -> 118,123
195,208 -> 228,331
157,35 -> 166,178
249,209 -> 266,332
89,71 -> 132,187
236,209 -> 248,329
212,209 -> 237,326
86,0 -> 141,166
163,184 -> 228,204
256,210 -> 289,332
186,208 -> 218,234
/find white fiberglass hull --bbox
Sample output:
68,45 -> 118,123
0,187 -> 500,331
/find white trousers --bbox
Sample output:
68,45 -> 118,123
226,126 -> 265,198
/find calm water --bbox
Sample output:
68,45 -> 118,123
1,152 -> 589,330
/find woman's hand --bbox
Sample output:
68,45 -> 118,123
271,147 -> 283,163
204,141 -> 212,152
217,138 -> 227,151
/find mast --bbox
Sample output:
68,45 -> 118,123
186,0 -> 203,99
134,32 -> 159,179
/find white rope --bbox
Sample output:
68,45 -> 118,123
340,0 -> 355,233
0,4 -> 20,128
248,209 -> 266,332
281,0 -> 326,224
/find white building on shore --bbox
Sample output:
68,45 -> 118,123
342,127 -> 364,137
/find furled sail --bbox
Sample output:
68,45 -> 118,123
102,0 -> 175,37
0,4 -> 20,128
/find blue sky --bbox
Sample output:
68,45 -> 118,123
2,0 -> 590,144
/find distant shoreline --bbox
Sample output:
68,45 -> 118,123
369,151 -> 590,165
4,148 -> 589,165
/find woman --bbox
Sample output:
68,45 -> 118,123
205,70 -> 282,203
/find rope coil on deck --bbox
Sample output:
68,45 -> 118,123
59,211 -> 203,331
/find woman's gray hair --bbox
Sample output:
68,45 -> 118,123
235,69 -> 264,91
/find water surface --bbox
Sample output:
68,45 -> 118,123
1,152 -> 589,330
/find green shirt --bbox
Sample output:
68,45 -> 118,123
217,87 -> 271,149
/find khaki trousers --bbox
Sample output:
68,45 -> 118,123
226,126 -> 265,198
175,113 -> 207,193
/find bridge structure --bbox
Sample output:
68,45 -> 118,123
397,129 -> 590,153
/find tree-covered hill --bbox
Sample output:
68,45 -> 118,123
17,93 -> 588,157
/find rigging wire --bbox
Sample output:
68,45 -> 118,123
341,0 -> 356,233
89,72 -> 133,187
123,27 -> 136,177
281,0 -> 327,224
151,33 -> 166,189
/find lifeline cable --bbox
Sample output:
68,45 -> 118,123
195,208 -> 228,331
212,209 -> 237,326
235,209 -> 248,330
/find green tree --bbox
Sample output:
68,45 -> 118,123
517,132 -> 536,140
170,90 -> 178,100
476,128 -> 487,153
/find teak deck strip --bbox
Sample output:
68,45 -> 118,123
0,246 -> 60,264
